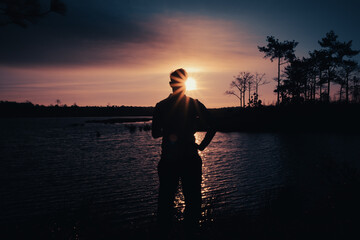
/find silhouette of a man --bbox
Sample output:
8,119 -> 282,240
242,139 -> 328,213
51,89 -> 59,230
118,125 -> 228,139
152,68 -> 216,237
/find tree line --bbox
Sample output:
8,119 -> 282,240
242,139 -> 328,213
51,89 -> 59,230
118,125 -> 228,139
227,31 -> 360,107
0,101 -> 154,117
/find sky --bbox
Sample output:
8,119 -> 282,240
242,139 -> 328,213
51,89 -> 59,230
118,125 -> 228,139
1,0 -> 360,107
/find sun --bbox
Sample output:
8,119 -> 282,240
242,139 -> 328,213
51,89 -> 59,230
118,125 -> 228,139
186,77 -> 197,91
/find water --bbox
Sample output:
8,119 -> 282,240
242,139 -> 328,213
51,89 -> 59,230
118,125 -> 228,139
0,117 -> 359,229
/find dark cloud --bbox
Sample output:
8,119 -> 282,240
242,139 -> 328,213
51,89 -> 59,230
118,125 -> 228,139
1,0 -> 360,67
0,0 -> 167,67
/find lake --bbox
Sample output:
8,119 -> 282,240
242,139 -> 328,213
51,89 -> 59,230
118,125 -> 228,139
0,117 -> 359,238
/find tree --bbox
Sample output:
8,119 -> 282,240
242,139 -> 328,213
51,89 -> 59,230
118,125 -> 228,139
342,60 -> 358,102
318,31 -> 340,101
352,74 -> 360,103
308,50 -> 328,101
258,36 -> 298,105
305,55 -> 317,101
0,0 -> 66,28
253,72 -> 268,96
225,77 -> 243,107
318,30 -> 359,101
226,72 -> 254,107
251,72 -> 268,106
248,93 -> 262,107
283,58 -> 308,103
240,72 -> 254,107
337,40 -> 359,102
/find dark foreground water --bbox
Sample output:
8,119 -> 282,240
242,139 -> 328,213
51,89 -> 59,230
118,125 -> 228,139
0,117 -> 359,238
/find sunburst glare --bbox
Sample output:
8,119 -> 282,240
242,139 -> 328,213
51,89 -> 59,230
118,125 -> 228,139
186,77 -> 197,91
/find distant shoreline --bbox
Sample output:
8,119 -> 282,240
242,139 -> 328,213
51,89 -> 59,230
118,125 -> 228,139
1,101 -> 360,133
86,117 -> 152,124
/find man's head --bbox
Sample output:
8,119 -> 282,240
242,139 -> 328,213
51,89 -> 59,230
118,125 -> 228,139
169,68 -> 188,94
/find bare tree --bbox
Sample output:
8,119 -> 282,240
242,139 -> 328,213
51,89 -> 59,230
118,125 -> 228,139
253,72 -> 268,96
247,72 -> 268,106
248,80 -> 252,106
225,76 -> 243,107
226,72 -> 254,107
241,72 -> 254,107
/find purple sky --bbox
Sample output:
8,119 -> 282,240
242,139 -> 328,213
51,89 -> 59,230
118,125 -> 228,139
1,0 -> 359,107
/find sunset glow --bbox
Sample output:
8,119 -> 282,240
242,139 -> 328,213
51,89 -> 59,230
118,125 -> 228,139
1,1 -> 359,107
186,77 -> 197,91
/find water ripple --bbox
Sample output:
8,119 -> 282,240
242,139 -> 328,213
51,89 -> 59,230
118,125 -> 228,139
1,118 -> 359,226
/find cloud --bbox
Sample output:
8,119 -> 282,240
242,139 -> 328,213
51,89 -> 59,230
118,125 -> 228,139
0,0 -> 168,67
0,11 -> 262,74
2,0 -> 360,69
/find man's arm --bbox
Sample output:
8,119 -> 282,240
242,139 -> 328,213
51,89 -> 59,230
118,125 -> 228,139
195,100 -> 216,151
152,103 -> 163,139
197,129 -> 216,151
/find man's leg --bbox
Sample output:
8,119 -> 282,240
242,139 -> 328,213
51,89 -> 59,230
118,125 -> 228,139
181,157 -> 202,235
157,161 -> 179,237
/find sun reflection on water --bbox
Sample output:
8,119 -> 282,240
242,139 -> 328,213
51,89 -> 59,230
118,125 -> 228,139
173,132 -> 215,223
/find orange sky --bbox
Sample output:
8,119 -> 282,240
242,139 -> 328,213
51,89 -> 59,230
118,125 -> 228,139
2,1 -> 360,108
1,15 -> 279,108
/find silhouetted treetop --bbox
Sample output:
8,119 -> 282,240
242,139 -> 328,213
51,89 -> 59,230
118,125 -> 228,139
318,30 -> 338,50
258,36 -> 298,63
318,30 -> 359,62
258,36 -> 298,105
